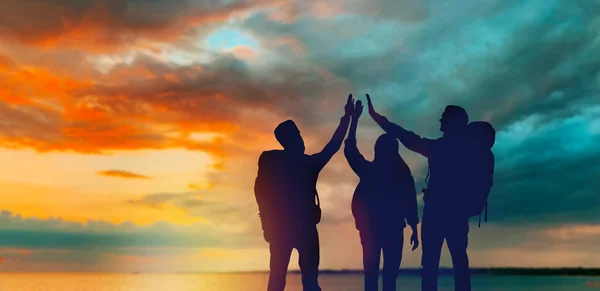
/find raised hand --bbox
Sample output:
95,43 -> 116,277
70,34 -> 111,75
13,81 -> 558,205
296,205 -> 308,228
366,94 -> 376,117
344,94 -> 355,117
353,100 -> 363,119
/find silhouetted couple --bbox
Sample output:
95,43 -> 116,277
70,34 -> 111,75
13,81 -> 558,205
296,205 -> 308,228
254,94 -> 495,291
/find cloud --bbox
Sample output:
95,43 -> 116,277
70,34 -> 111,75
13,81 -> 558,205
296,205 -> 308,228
98,170 -> 151,180
0,0 -> 599,271
0,0 -> 275,52
0,45 -> 350,165
127,192 -> 199,209
126,191 -> 258,226
0,209 -> 268,272
487,108 -> 600,226
0,210 -> 254,251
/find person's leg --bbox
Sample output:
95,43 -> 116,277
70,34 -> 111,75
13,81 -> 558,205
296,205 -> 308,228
421,211 -> 445,291
382,230 -> 404,291
268,242 -> 293,291
447,218 -> 471,291
360,231 -> 381,291
297,226 -> 322,291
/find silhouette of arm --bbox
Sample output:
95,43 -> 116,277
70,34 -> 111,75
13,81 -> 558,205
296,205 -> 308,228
313,114 -> 351,169
344,115 -> 368,177
405,177 -> 419,227
369,110 -> 434,158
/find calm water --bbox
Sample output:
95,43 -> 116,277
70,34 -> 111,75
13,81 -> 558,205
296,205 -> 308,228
0,273 -> 597,290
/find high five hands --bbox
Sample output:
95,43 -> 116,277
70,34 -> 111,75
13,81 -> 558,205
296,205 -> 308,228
345,94 -> 376,120
353,100 -> 363,119
342,93 -> 378,117
344,94 -> 364,119
344,94 -> 355,117
365,94 -> 382,119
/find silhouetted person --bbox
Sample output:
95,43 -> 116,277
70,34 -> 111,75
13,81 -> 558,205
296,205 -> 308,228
254,95 -> 354,291
366,94 -> 472,291
464,121 -> 496,227
344,100 -> 419,291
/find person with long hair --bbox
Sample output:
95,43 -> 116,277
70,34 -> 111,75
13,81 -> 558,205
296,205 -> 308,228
344,100 -> 420,291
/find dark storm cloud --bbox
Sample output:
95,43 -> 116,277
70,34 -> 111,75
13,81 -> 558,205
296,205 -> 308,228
0,0 -> 271,51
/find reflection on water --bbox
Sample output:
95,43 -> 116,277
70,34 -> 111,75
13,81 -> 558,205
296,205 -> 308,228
0,273 -> 593,290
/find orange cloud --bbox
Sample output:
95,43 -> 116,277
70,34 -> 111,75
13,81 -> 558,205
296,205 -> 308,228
0,0 -> 276,53
98,170 -> 152,180
0,24 -> 346,175
0,66 -> 92,105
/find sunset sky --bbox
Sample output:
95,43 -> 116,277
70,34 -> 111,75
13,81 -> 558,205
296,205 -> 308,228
0,0 -> 599,272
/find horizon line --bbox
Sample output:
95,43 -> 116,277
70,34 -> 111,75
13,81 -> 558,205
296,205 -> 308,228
1,267 -> 600,274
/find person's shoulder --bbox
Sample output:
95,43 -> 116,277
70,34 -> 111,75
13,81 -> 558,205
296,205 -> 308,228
262,150 -> 284,156
432,136 -> 445,143
259,150 -> 284,162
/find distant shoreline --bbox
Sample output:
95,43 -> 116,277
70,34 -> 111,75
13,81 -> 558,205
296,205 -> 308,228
210,268 -> 600,276
1,268 -> 599,276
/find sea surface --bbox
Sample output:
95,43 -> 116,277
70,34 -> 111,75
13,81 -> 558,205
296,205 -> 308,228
0,273 -> 597,290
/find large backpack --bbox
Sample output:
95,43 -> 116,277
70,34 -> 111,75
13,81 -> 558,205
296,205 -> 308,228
421,159 -> 493,227
465,121 -> 496,227
420,136 -> 495,227
254,151 -> 322,242
254,151 -> 281,242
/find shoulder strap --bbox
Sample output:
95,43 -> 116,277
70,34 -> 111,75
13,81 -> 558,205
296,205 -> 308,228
478,201 -> 489,228
484,201 -> 488,222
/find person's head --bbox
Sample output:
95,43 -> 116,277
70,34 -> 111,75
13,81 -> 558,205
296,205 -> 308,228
468,121 -> 496,149
274,120 -> 305,154
374,133 -> 400,160
440,105 -> 469,134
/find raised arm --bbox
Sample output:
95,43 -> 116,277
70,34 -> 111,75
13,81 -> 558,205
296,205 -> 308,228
312,94 -> 353,169
344,100 -> 369,177
366,94 -> 435,158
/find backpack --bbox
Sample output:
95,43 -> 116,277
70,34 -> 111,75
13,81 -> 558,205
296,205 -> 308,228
254,151 -> 281,242
254,151 -> 322,242
464,149 -> 494,227
421,150 -> 494,228
466,121 -> 496,227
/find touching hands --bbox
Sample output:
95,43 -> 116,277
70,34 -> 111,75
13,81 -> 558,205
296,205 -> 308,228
344,94 -> 355,117
353,100 -> 363,119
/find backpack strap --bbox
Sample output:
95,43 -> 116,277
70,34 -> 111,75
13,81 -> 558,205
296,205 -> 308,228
422,166 -> 431,194
484,200 -> 488,222
478,201 -> 489,228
